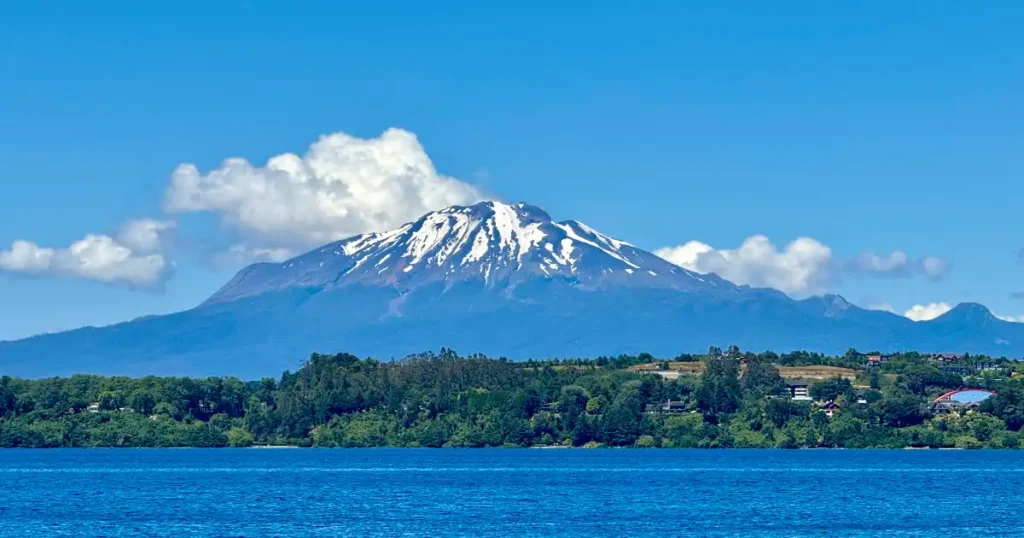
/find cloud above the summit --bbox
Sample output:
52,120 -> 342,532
655,236 -> 949,296
163,128 -> 485,251
2,128 -> 486,288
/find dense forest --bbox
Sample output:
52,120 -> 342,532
2,347 -> 1023,449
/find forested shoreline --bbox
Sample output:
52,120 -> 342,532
2,347 -> 1023,449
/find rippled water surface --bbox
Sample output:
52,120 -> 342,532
1,449 -> 1022,537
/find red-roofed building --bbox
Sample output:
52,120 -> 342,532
865,354 -> 892,367
931,388 -> 996,414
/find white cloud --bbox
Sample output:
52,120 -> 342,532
652,241 -> 714,270
163,128 -> 484,252
0,240 -> 54,273
655,235 -> 833,295
0,220 -> 174,288
656,234 -> 950,296
116,219 -> 175,253
995,313 -> 1024,323
216,244 -> 294,266
904,302 -> 952,322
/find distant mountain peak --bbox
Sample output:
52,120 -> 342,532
821,294 -> 851,308
933,302 -> 996,323
823,294 -> 853,316
206,200 -> 729,304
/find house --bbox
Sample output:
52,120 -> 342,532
783,382 -> 812,401
865,354 -> 892,367
821,401 -> 840,418
939,364 -> 971,376
933,401 -> 975,415
660,399 -> 688,413
931,388 -> 996,414
931,353 -> 964,363
86,402 -> 100,413
972,361 -> 1001,373
644,370 -> 681,380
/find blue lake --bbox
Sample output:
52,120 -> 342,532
1,449 -> 1022,537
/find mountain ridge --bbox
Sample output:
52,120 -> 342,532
1,200 -> 1022,378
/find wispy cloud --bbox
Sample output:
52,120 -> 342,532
842,252 -> 948,280
866,303 -> 899,314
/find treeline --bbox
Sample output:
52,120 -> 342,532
1,347 -> 1023,449
676,348 -> 1014,371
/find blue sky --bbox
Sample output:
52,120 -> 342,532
1,2 -> 1022,340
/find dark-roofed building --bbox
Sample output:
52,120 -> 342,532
939,364 -> 971,376
972,361 -> 1001,373
783,382 -> 812,401
821,401 -> 840,418
660,399 -> 688,413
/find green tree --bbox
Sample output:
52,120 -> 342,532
874,392 -> 928,428
900,364 -> 961,395
765,398 -> 810,428
869,369 -> 880,390
0,379 -> 14,418
634,435 -> 656,448
661,413 -> 710,448
98,391 -> 121,411
696,355 -> 742,422
599,386 -> 644,446
128,390 -> 156,415
226,427 -> 255,447
810,378 -> 854,402
741,359 -> 785,396
981,385 -> 1024,431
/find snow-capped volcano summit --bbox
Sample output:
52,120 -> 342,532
208,201 -> 730,304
